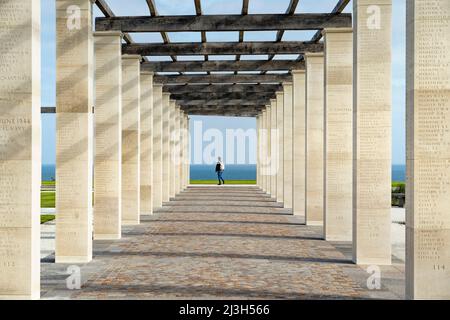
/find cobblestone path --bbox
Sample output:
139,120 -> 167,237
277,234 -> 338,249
41,186 -> 404,299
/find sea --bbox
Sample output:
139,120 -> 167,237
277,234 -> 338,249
42,164 -> 407,182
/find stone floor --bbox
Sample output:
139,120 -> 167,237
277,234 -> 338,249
41,186 -> 405,300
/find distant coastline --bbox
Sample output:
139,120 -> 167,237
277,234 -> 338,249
41,164 -> 406,182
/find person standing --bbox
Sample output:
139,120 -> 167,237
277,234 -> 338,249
215,157 -> 225,185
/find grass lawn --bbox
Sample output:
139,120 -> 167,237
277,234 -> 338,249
190,180 -> 256,185
41,191 -> 55,208
41,214 -> 55,224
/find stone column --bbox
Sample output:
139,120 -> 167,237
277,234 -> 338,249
152,84 -> 163,209
140,72 -> 153,215
276,92 -> 284,203
406,0 -> 450,300
264,108 -> 270,193
283,83 -> 294,209
259,111 -> 265,192
292,72 -> 306,217
353,0 -> 392,265
93,32 -> 122,240
55,0 -> 94,263
322,29 -> 353,241
270,99 -> 278,198
121,55 -> 141,225
169,101 -> 176,199
186,115 -> 190,187
305,55 -> 324,225
256,115 -> 261,187
176,107 -> 182,194
0,0 -> 40,299
162,93 -> 171,202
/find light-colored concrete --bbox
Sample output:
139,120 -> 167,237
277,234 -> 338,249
140,72 -> 154,215
121,55 -> 141,226
304,53 -> 324,226
152,84 -> 163,209
406,0 -> 450,300
270,99 -> 278,198
283,83 -> 294,209
162,93 -> 171,202
0,0 -> 41,300
323,30 -> 353,241
276,92 -> 284,203
292,72 -> 306,217
169,101 -> 176,199
353,0 -> 392,265
93,32 -> 123,240
55,0 -> 93,264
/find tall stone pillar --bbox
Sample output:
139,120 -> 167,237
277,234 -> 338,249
186,115 -> 190,187
353,0 -> 392,265
56,0 -> 94,263
169,101 -> 176,198
259,111 -> 265,192
93,32 -> 122,240
162,93 -> 171,202
283,83 -> 294,209
292,72 -> 306,217
175,107 -> 182,194
121,55 -> 141,225
276,92 -> 284,203
264,108 -> 270,193
406,0 -> 450,300
152,84 -> 163,209
256,115 -> 261,187
0,0 -> 41,299
305,55 -> 324,225
270,99 -> 278,198
323,29 -> 353,241
140,72 -> 153,215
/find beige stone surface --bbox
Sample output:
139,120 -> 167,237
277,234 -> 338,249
283,83 -> 294,209
169,101 -> 176,198
162,93 -> 171,201
93,32 -> 122,240
259,110 -> 265,192
305,56 -> 324,225
292,72 -> 306,216
323,30 -> 353,241
55,0 -> 93,264
406,0 -> 450,300
121,55 -> 141,225
140,73 -> 154,215
353,0 -> 392,265
276,92 -> 284,203
0,0 -> 41,300
270,99 -> 278,198
152,85 -> 163,209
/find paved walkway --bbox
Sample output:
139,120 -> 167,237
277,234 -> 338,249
41,186 -> 405,299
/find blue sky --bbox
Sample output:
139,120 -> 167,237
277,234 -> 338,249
41,0 -> 406,165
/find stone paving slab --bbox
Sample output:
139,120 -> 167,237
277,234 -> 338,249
41,187 -> 405,300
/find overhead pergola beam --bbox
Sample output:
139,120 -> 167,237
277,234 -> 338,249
163,84 -> 282,93
154,74 -> 291,84
269,0 -> 300,61
122,41 -> 323,56
179,99 -> 270,106
169,92 -> 276,100
311,0 -> 350,42
142,60 -> 304,73
95,13 -> 352,32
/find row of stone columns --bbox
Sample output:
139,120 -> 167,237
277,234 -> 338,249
0,0 -> 191,299
1,0 -> 449,301
256,0 -> 450,299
